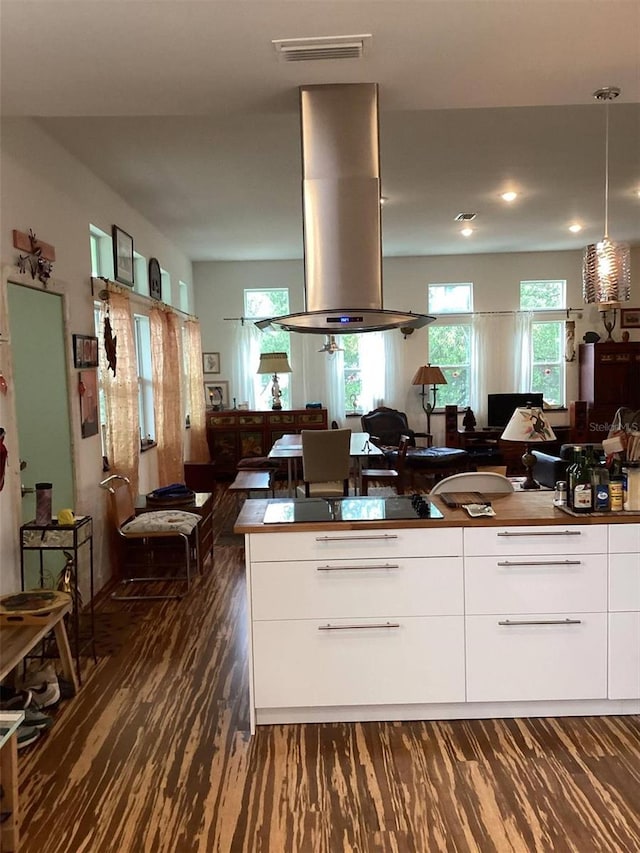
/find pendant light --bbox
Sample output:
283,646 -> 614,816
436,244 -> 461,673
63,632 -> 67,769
582,86 -> 631,311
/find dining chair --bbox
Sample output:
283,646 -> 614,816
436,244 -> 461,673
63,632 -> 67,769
429,472 -> 515,495
360,434 -> 410,496
99,474 -> 201,600
300,428 -> 351,497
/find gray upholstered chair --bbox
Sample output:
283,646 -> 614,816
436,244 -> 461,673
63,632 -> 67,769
300,428 -> 351,497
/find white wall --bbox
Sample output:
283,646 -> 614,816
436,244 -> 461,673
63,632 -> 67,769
0,118 -> 195,595
193,248 -> 639,440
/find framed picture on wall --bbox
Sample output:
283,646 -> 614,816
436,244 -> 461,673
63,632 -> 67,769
204,380 -> 229,409
112,225 -> 134,287
73,334 -> 99,368
79,370 -> 99,438
202,352 -> 220,374
620,308 -> 640,329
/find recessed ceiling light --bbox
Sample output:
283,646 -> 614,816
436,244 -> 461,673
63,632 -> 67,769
569,223 -> 582,233
460,227 -> 474,237
501,191 -> 518,202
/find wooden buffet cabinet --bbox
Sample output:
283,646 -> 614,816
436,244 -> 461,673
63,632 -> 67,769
206,407 -> 328,476
579,341 -> 640,434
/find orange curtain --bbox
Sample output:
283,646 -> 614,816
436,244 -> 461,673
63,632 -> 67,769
185,318 -> 209,462
150,307 -> 183,484
100,290 -> 140,496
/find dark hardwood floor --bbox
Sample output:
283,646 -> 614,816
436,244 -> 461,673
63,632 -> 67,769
16,488 -> 640,853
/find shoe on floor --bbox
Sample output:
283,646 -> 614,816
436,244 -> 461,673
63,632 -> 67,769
17,724 -> 41,750
21,664 -> 60,709
0,689 -> 33,711
23,706 -> 54,730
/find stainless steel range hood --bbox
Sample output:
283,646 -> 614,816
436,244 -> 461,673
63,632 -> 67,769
255,83 -> 434,335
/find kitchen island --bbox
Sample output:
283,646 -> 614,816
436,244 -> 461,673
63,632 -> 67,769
234,492 -> 640,731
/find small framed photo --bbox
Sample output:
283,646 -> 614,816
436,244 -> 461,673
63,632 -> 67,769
73,334 -> 99,368
202,351 -> 220,374
204,380 -> 229,410
620,308 -> 640,329
112,224 -> 134,287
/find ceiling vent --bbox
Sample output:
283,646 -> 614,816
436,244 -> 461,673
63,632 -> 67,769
272,34 -> 371,62
454,213 -> 477,221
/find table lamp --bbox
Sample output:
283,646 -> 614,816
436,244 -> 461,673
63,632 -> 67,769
500,405 -> 556,490
257,352 -> 292,410
411,364 -> 447,434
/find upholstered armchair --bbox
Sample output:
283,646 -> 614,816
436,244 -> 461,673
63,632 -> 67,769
360,407 -> 420,449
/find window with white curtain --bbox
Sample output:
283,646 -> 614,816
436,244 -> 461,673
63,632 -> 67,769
244,288 -> 291,409
340,333 -> 385,413
427,283 -> 473,407
134,314 -> 156,444
519,280 -> 566,406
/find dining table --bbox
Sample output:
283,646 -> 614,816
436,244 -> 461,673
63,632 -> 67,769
268,431 -> 384,497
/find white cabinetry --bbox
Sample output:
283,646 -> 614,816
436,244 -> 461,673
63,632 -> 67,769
608,524 -> 640,699
464,526 -> 608,702
248,528 -> 465,717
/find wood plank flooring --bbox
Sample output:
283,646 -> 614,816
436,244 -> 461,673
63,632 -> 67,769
14,488 -> 640,853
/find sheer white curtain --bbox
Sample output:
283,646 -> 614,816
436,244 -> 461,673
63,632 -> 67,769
471,314 -> 518,425
382,329 -> 405,411
325,349 -> 345,425
360,332 -> 385,413
230,320 -> 262,409
514,311 -> 533,392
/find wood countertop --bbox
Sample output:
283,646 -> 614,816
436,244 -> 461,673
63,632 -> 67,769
234,492 -> 640,534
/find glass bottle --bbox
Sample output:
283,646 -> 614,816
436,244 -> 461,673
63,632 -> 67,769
566,446 -> 582,510
609,456 -> 624,512
572,449 -> 593,512
592,462 -> 610,511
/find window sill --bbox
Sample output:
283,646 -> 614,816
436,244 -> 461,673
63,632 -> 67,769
140,440 -> 157,453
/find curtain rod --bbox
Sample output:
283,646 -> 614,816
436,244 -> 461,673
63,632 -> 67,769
443,308 -> 583,318
91,276 -> 198,320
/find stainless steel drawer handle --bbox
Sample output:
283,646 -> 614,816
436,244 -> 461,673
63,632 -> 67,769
498,618 -> 582,626
497,530 -> 581,537
317,563 -> 400,572
315,534 -> 399,542
496,560 -> 582,567
319,622 -> 400,631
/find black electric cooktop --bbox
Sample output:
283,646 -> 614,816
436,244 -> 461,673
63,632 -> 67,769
262,495 -> 444,524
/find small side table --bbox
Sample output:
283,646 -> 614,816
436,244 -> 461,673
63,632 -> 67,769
20,516 -> 96,683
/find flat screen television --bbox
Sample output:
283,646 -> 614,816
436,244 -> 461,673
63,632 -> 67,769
487,393 -> 544,429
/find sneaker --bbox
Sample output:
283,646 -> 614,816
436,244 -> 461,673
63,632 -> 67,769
21,665 -> 60,709
17,724 -> 41,750
0,688 -> 32,711
23,706 -> 53,730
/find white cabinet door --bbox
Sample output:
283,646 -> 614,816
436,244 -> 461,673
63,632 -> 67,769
609,612 -> 640,699
609,552 -> 640,612
249,527 -> 462,562
253,616 -> 465,708
465,554 -> 607,615
466,613 -> 607,702
609,524 -> 640,554
464,525 -> 607,557
252,556 -> 463,620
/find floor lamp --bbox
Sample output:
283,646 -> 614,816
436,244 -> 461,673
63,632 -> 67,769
411,364 -> 447,436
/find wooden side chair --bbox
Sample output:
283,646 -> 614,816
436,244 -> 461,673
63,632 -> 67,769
99,474 -> 201,600
361,434 -> 410,496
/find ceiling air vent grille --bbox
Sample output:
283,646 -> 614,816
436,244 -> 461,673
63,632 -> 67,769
272,34 -> 371,62
454,213 -> 477,221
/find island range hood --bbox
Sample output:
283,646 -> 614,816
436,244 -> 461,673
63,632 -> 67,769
255,83 -> 434,335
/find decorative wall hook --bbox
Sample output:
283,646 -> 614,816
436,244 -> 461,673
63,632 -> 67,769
14,228 -> 55,286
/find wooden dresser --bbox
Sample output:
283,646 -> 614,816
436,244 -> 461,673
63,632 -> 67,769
206,408 -> 328,476
579,341 -> 640,435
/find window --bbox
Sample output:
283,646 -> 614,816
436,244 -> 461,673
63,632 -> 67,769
342,335 -> 361,411
89,225 -> 111,278
133,253 -> 147,296
161,268 -> 171,305
178,281 -> 189,313
520,280 -> 566,407
244,288 -> 291,409
134,314 -> 156,444
427,283 -> 473,407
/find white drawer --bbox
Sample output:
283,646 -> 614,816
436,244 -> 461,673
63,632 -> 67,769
251,556 -> 463,620
464,525 -> 606,557
609,523 -> 640,553
249,526 -> 462,562
465,613 -> 607,702
609,552 -> 640,611
608,612 -> 640,699
253,616 -> 465,708
465,554 -> 607,615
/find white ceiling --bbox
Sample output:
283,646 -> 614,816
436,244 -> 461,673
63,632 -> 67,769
1,0 -> 639,261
